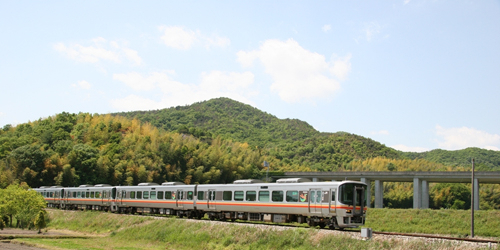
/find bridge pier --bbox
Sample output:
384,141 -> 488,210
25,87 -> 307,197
375,180 -> 383,208
413,178 -> 421,209
422,180 -> 429,209
360,178 -> 371,208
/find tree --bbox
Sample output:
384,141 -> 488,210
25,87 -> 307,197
0,184 -> 19,227
68,144 -> 99,184
34,210 -> 46,234
0,184 -> 47,229
14,186 -> 46,229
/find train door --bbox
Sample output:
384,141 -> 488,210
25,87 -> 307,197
60,189 -> 66,209
309,189 -> 322,214
111,188 -> 116,202
176,190 -> 184,208
119,190 -> 126,206
101,190 -> 107,207
353,186 -> 365,216
207,189 -> 216,209
59,189 -> 65,208
65,190 -> 70,204
329,188 -> 337,214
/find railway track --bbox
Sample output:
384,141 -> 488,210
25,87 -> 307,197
371,231 -> 499,244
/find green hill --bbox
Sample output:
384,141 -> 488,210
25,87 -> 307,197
403,148 -> 500,171
113,97 -> 319,148
114,97 -> 403,171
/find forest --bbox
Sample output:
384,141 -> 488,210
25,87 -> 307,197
1,97 -> 500,209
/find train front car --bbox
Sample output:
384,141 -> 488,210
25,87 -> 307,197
334,181 -> 367,228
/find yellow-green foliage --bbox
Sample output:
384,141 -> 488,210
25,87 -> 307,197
348,157 -> 466,172
0,113 -> 269,187
0,183 -> 46,228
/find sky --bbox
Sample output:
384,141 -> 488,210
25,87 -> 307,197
1,1 -> 499,153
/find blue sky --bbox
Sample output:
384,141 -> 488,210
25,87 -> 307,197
1,1 -> 499,152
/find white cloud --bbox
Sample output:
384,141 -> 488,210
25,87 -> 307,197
329,54 -> 352,81
72,80 -> 92,90
363,22 -> 381,42
0,112 -> 4,117
113,72 -> 162,91
54,38 -> 142,65
322,24 -> 331,33
391,144 -> 429,153
404,0 -> 411,5
237,39 -> 349,103
159,26 -> 197,50
159,26 -> 230,50
111,71 -> 255,111
435,125 -> 500,151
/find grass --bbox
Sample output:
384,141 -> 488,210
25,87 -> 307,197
9,209 -> 500,249
365,208 -> 500,238
46,210 -> 155,234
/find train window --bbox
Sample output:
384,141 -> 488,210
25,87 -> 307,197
187,191 -> 193,200
90,192 -> 94,198
72,192 -> 76,198
77,192 -> 81,198
272,191 -> 284,202
246,191 -> 256,201
165,191 -> 172,200
137,191 -> 142,199
143,191 -> 149,199
259,191 -> 269,202
176,191 -> 184,200
86,192 -> 89,198
150,191 -> 156,199
130,191 -> 136,199
286,191 -> 299,202
314,191 -> 321,203
157,191 -> 163,199
331,191 -> 336,202
223,191 -> 232,201
96,192 -> 101,198
208,191 -> 215,201
197,191 -> 204,200
234,191 -> 244,201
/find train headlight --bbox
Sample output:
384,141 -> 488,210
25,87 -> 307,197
346,210 -> 351,213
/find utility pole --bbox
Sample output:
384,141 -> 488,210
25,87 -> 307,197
264,161 -> 270,182
471,158 -> 475,238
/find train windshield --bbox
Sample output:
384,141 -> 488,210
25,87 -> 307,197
339,183 -> 367,207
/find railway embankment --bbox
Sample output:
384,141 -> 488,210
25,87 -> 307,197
7,209 -> 500,249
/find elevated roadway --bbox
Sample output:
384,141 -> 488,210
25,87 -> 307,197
272,171 -> 500,210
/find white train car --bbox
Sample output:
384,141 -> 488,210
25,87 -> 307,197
35,178 -> 367,229
195,178 -> 366,228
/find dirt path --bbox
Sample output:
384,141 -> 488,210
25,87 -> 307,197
0,228 -> 83,250
0,228 -> 72,237
0,241 -> 49,250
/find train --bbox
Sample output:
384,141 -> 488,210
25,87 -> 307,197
34,178 -> 367,229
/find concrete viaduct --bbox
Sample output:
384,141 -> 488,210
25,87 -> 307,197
271,171 -> 500,210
